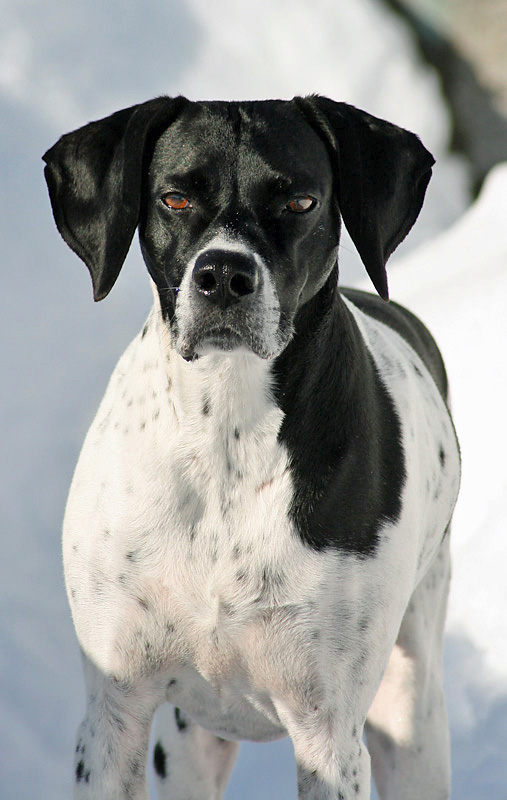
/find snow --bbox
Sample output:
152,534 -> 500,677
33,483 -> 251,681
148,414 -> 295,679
1,0 -> 505,797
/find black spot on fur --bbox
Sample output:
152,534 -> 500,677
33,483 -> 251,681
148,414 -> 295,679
153,742 -> 167,779
439,446 -> 446,467
202,398 -> 211,415
76,760 -> 90,783
142,323 -> 149,339
234,427 -> 240,439
136,596 -> 150,611
174,707 -> 188,731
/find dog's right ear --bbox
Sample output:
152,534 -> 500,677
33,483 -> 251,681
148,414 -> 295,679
43,96 -> 188,301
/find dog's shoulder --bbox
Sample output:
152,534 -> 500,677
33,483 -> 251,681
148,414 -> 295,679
341,288 -> 448,399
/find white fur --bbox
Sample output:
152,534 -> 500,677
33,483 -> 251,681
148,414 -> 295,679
66,293 -> 459,800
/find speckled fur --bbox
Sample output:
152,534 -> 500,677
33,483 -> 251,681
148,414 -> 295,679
64,292 -> 459,800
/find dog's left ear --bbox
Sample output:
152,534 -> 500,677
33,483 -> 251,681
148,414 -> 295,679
43,96 -> 188,301
295,96 -> 434,300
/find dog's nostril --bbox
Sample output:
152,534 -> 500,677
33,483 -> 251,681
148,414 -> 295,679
230,272 -> 254,297
195,271 -> 217,293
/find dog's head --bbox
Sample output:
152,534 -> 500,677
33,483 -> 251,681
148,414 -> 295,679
43,96 -> 433,360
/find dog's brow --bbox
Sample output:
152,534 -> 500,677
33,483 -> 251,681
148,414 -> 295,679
162,169 -> 212,194
264,173 -> 318,194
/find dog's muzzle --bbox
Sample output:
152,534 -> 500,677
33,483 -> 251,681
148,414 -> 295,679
174,246 -> 288,361
192,249 -> 259,310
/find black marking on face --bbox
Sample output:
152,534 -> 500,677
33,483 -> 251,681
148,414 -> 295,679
153,741 -> 168,779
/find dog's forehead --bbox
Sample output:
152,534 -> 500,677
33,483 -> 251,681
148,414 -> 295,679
150,100 -> 331,187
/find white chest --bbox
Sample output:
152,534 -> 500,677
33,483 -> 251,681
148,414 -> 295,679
63,330 -> 324,694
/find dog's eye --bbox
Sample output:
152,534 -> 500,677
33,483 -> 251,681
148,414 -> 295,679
162,192 -> 192,211
286,196 -> 316,214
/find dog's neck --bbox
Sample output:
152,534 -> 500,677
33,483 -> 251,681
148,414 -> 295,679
152,301 -> 283,441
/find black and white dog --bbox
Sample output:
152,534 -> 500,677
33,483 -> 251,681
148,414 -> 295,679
44,95 -> 460,800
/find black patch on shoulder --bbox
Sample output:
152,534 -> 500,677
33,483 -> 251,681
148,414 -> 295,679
153,741 -> 168,779
272,280 -> 405,557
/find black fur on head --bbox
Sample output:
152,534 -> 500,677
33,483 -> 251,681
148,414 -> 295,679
43,96 -> 188,301
294,96 -> 434,299
43,95 -> 434,303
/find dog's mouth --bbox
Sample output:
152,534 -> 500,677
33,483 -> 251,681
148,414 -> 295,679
196,326 -> 246,353
177,324 -> 259,361
175,318 -> 294,362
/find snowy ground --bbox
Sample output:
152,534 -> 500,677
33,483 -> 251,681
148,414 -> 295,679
1,1 -> 505,797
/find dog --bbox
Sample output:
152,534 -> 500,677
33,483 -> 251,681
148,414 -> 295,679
44,95 -> 460,800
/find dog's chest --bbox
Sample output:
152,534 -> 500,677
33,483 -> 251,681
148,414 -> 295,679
64,331 -> 325,696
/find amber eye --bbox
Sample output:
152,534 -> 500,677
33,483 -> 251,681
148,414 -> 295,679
162,192 -> 192,210
286,196 -> 316,213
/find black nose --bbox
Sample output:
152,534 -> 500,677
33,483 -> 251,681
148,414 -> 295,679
192,249 -> 258,310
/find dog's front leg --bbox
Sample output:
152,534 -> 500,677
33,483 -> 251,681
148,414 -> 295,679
151,703 -> 239,800
274,701 -> 371,800
73,655 -> 162,800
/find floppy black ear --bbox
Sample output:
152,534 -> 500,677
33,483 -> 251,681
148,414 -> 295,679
43,96 -> 188,300
295,96 -> 434,300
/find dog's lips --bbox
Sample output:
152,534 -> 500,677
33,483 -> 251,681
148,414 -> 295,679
199,327 -> 245,352
177,324 -> 252,360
